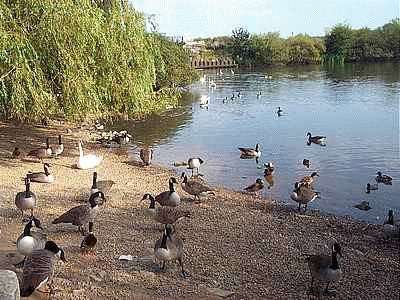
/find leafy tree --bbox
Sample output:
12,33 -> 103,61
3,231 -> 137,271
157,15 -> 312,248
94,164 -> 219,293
228,27 -> 255,65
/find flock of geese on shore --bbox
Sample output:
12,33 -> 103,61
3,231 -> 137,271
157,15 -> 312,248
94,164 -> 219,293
4,121 -> 399,298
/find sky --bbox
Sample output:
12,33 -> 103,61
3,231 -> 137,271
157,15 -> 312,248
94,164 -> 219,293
131,0 -> 399,39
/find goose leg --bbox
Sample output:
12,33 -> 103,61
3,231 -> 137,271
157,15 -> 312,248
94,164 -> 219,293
298,203 -> 301,211
304,204 -> 308,212
178,258 -> 188,278
323,282 -> 337,296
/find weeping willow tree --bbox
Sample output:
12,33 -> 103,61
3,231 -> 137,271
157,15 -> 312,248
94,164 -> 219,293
0,0 -> 196,121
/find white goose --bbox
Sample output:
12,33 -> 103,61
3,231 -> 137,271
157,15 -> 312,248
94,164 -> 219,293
199,95 -> 210,107
77,141 -> 103,170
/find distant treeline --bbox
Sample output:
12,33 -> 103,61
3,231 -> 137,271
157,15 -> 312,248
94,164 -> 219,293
0,0 -> 197,121
194,19 -> 400,66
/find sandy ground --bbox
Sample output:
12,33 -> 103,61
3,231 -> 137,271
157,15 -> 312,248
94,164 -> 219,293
0,121 -> 399,300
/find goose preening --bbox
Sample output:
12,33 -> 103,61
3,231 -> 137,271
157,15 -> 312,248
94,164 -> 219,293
187,157 -> 204,177
15,177 -> 37,219
154,224 -> 187,278
365,183 -> 378,193
199,95 -> 210,107
244,178 -> 264,195
299,172 -> 319,187
27,163 -> 55,183
90,171 -> 115,199
141,193 -> 191,225
27,138 -> 52,162
238,143 -> 261,158
52,191 -> 105,235
140,145 -> 154,166
146,177 -> 180,207
15,217 -> 46,268
77,140 -> 103,170
12,147 -> 21,159
307,132 -> 327,146
382,210 -> 400,238
51,135 -> 64,158
302,159 -> 310,168
263,162 -> 275,176
20,240 -> 66,298
375,172 -> 392,185
80,222 -> 97,255
180,173 -> 215,201
305,243 -> 343,296
290,182 -> 319,212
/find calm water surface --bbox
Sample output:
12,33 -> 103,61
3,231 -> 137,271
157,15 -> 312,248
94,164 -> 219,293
112,63 -> 399,224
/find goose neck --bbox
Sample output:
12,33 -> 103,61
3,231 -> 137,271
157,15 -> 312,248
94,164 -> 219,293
331,251 -> 340,270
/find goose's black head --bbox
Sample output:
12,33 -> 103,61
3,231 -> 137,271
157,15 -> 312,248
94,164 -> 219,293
141,193 -> 154,202
311,172 -> 319,177
181,174 -> 188,184
45,241 -> 66,262
256,178 -> 264,185
293,182 -> 300,191
31,216 -> 43,230
89,191 -> 105,208
307,132 -> 312,138
255,143 -> 260,151
332,243 -> 342,257
197,158 -> 204,165
376,171 -> 382,176
169,177 -> 178,184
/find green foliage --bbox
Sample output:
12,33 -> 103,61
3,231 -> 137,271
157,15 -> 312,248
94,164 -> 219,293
0,0 -> 197,121
324,19 -> 400,63
228,28 -> 255,65
151,34 -> 198,90
251,33 -> 289,65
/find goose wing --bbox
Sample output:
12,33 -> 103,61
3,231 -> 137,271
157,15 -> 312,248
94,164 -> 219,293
21,250 -> 54,296
155,191 -> 170,206
52,205 -> 89,225
187,180 -> 213,195
155,207 -> 191,224
238,147 -> 253,153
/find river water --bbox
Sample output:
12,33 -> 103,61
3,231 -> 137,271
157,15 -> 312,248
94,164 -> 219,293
111,63 -> 399,224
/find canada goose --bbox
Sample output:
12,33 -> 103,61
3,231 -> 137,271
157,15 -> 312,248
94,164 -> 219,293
238,143 -> 261,158
305,243 -> 343,296
180,173 -> 214,201
237,91 -> 241,98
154,224 -> 187,278
223,96 -> 228,104
15,217 -> 46,268
52,191 -> 105,235
264,162 -> 275,176
77,140 -> 103,170
27,138 -> 52,162
375,172 -> 392,185
51,135 -> 64,158
231,93 -> 235,100
200,95 -> 210,106
188,157 -> 204,177
209,80 -> 216,88
256,91 -> 262,99
12,147 -> 21,159
15,177 -> 37,219
140,145 -> 154,166
299,172 -> 319,187
353,201 -> 371,211
27,163 -> 55,184
20,240 -> 66,297
141,193 -> 191,225
382,210 -> 400,238
365,183 -> 378,193
244,178 -> 264,195
112,130 -> 131,144
302,159 -> 310,168
277,107 -> 283,116
90,171 -> 115,198
80,222 -> 97,254
149,177 -> 180,207
307,132 -> 327,145
290,182 -> 319,211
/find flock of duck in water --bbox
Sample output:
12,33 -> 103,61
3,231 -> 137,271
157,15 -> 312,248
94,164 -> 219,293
4,119 -> 399,298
